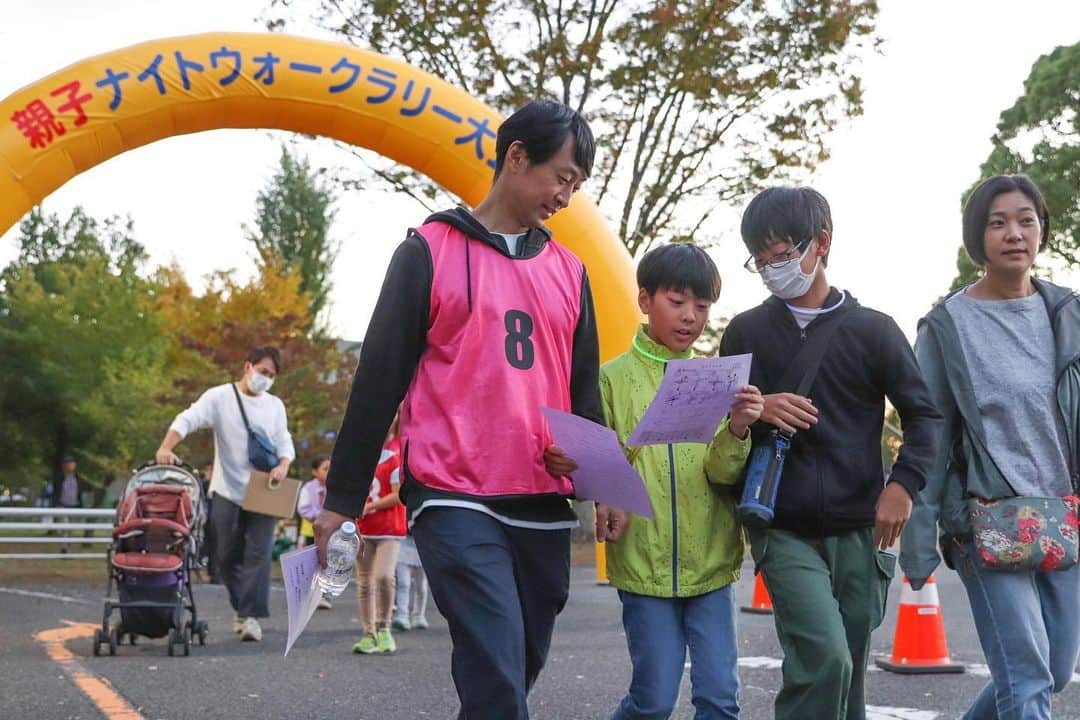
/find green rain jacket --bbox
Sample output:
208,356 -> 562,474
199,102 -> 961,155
601,326 -> 750,598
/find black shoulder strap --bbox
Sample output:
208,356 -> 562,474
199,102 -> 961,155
775,306 -> 854,397
230,383 -> 253,433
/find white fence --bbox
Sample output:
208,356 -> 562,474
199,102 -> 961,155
0,507 -> 115,559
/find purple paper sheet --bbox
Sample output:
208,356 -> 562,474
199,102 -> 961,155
541,407 -> 654,519
627,354 -> 752,447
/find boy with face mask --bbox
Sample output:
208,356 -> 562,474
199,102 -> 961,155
156,346 -> 295,642
718,187 -> 942,720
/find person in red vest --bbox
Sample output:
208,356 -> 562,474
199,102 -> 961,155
315,100 -> 613,719
352,415 -> 406,655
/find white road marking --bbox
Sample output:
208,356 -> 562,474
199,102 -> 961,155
0,586 -> 91,604
866,707 -> 939,720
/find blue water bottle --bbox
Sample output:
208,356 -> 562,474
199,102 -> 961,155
737,430 -> 791,529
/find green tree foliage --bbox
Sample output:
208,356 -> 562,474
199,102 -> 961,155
949,245 -> 981,293
0,208 -> 172,493
0,203 -> 354,500
881,407 -> 901,471
246,145 -> 339,326
951,42 -> 1079,287
268,0 -> 879,256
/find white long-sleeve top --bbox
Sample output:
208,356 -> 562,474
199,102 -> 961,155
169,383 -> 295,504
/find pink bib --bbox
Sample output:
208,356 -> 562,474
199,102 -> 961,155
401,222 -> 583,498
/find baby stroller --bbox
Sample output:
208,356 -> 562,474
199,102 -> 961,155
93,461 -> 209,657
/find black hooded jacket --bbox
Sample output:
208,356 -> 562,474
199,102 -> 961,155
719,289 -> 942,536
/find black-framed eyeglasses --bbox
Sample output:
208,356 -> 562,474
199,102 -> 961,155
743,237 -> 813,274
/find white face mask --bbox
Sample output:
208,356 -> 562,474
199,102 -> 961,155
247,372 -> 274,395
761,255 -> 819,300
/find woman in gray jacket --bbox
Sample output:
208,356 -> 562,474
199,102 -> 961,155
900,174 -> 1080,720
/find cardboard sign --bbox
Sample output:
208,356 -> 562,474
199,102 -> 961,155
241,471 -> 302,519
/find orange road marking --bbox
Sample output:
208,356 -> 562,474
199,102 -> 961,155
33,620 -> 145,720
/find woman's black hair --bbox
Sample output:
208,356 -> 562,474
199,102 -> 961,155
962,174 -> 1051,265
493,100 -> 595,179
637,243 -> 721,302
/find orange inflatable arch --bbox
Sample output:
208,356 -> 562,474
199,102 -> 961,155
0,33 -> 638,359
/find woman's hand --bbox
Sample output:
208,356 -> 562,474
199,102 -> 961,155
155,447 -> 178,465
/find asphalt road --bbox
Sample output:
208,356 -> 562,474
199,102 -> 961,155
4,558 -> 1080,720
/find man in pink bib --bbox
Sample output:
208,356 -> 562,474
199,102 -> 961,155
316,100 -> 605,719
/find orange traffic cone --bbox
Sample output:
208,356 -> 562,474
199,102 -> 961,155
875,575 -> 964,674
741,573 -> 773,614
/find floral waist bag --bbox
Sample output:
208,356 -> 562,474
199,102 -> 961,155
967,494 -> 1080,572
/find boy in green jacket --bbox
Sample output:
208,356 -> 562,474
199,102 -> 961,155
601,243 -> 763,719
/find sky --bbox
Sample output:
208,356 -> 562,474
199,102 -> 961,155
1,1 -> 1078,343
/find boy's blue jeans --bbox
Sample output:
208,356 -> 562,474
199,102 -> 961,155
950,541 -> 1080,720
612,586 -> 740,720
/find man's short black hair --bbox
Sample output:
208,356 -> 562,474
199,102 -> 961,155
962,174 -> 1051,265
740,186 -> 833,256
494,100 -> 595,179
310,455 -> 328,471
246,346 -> 282,374
637,243 -> 721,302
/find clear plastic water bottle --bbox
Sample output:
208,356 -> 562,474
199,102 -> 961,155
315,521 -> 361,596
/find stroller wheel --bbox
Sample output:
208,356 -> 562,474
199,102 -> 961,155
182,627 -> 192,657
107,627 -> 118,656
92,629 -> 103,657
128,633 -> 138,646
196,620 -> 208,646
167,628 -> 177,657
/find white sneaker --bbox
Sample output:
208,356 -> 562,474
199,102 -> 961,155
317,597 -> 332,610
232,613 -> 243,634
411,615 -> 429,630
240,617 -> 262,642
